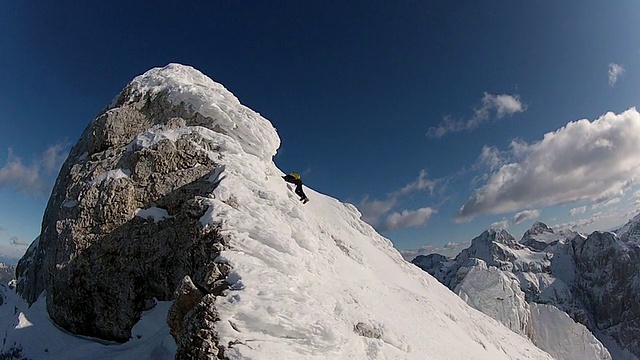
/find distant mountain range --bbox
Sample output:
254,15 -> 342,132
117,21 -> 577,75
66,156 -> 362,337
0,263 -> 15,285
0,255 -> 19,266
413,213 -> 640,360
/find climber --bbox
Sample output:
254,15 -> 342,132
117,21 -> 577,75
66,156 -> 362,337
282,172 -> 309,203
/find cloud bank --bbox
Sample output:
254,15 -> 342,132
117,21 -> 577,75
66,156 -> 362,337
0,144 -> 68,195
359,170 -> 438,231
570,206 -> 587,216
381,207 -> 436,231
456,108 -> 640,222
428,93 -> 526,137
399,240 -> 469,260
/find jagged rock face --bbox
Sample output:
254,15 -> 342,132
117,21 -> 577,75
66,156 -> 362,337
571,231 -> 640,357
521,222 -> 557,251
168,275 -> 227,358
15,68 -> 236,342
411,253 -> 449,280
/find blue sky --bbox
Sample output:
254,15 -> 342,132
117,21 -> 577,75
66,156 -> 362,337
1,1 -> 639,262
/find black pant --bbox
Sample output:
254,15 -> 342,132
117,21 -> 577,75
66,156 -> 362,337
295,184 -> 307,200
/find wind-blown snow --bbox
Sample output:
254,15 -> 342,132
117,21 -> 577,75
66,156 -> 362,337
3,64 -> 554,360
91,168 -> 131,185
135,207 -> 172,223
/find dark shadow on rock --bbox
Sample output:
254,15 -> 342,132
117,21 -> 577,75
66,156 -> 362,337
46,172 -> 231,343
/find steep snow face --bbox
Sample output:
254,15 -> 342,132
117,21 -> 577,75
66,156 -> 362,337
10,64 -> 554,360
454,264 -> 533,338
195,132 -> 552,359
530,303 -> 612,360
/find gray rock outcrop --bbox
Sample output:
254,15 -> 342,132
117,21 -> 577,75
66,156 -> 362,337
571,231 -> 640,357
15,65 -> 238,349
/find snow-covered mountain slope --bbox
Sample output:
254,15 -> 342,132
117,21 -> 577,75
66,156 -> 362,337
6,64 -> 554,359
414,221 -> 640,360
616,212 -> 640,245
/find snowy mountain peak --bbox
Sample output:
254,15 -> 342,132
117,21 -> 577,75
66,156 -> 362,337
117,63 -> 280,161
475,228 -> 518,246
521,222 -> 567,251
527,222 -> 554,236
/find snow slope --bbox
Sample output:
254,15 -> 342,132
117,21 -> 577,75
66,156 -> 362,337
0,282 -> 176,359
5,64 -> 553,359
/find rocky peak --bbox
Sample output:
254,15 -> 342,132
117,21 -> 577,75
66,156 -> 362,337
454,229 -> 523,268
14,64 -> 276,351
526,222 -> 554,236
570,230 -> 640,356
411,253 -> 450,282
473,228 -> 520,247
521,222 -> 556,251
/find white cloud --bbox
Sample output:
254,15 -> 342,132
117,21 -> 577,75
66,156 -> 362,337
380,207 -> 436,231
608,63 -> 625,86
399,240 -> 470,260
552,212 -> 604,232
10,236 -> 28,246
478,93 -> 526,119
428,93 -> 526,137
603,197 -> 621,207
399,245 -> 438,260
0,144 -> 68,195
475,146 -> 505,171
635,190 -> 640,198
490,219 -> 509,229
358,196 -> 397,226
398,169 -> 437,195
443,241 -> 466,250
456,108 -> 640,222
513,209 -> 540,224
570,206 -> 587,216
359,170 -> 439,230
